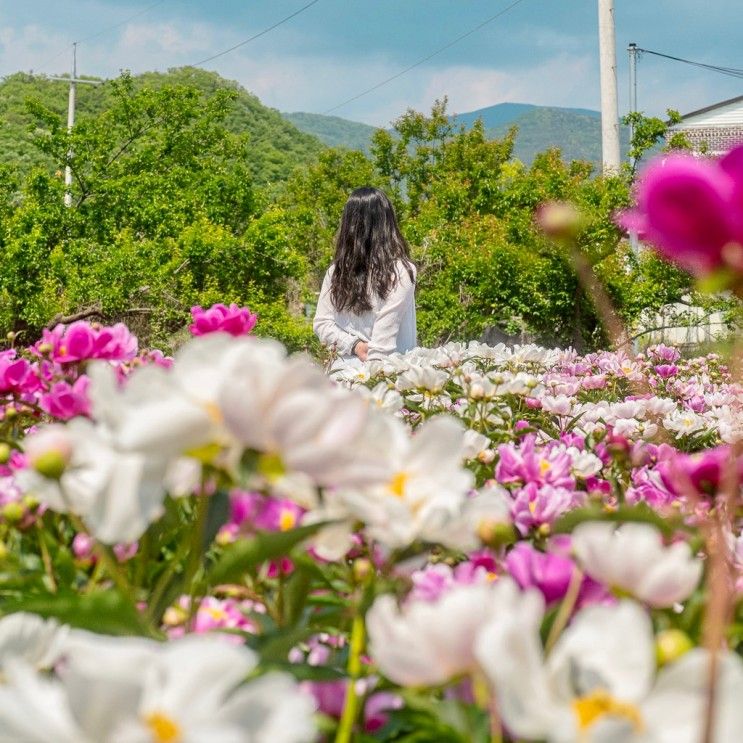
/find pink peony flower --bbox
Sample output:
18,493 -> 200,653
39,376 -> 91,420
659,445 -> 743,498
510,482 -> 583,535
37,321 -> 138,363
618,146 -> 743,277
189,303 -> 258,337
496,435 -> 575,490
0,351 -> 41,395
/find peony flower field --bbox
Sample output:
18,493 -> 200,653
0,148 -> 742,742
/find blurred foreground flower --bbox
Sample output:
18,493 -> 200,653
618,145 -> 743,286
476,600 -> 743,742
572,522 -> 702,608
0,632 -> 315,742
367,578 -> 540,686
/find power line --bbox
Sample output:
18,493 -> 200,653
77,0 -> 170,45
636,47 -> 743,80
31,0 -> 169,75
189,0 -> 321,67
323,0 -> 530,115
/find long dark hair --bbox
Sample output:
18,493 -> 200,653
330,187 -> 414,314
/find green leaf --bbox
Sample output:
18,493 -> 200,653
282,564 -> 314,628
203,489 -> 230,547
552,502 -> 681,537
1,589 -> 154,636
208,522 -> 328,585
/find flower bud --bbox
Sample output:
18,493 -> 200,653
5,331 -> 15,342
352,557 -> 373,583
477,449 -> 496,465
26,428 -> 73,480
31,450 -> 68,480
535,201 -> 583,242
655,629 -> 694,666
36,342 -> 53,355
0,443 -> 10,464
477,520 -> 517,548
2,501 -> 25,523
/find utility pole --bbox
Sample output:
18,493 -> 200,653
598,0 -> 621,172
627,42 -> 640,257
49,43 -> 100,207
627,42 -> 639,168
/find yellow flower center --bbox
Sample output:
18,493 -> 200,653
144,712 -> 182,743
388,471 -> 409,498
572,690 -> 643,733
539,458 -> 552,476
257,452 -> 286,481
205,606 -> 228,622
203,401 -> 224,425
279,508 -> 297,531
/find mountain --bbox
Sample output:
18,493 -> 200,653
480,105 -> 630,165
0,68 -> 323,183
283,112 -> 379,154
282,102 -> 630,167
451,101 -> 600,129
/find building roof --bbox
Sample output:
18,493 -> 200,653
679,94 -> 743,121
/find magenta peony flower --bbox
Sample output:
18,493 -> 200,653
496,435 -> 575,490
659,445 -> 743,498
189,303 -> 258,337
510,482 -> 583,535
0,351 -> 41,395
506,542 -> 575,603
37,321 -> 138,363
39,376 -> 91,420
618,146 -> 743,277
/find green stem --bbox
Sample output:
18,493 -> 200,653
36,525 -> 57,592
67,513 -> 133,597
545,567 -> 583,655
184,495 -> 210,631
335,612 -> 366,743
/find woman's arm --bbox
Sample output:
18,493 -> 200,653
367,267 -> 415,360
313,270 -> 363,356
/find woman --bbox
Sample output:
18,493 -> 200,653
313,187 -> 416,362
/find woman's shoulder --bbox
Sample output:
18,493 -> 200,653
394,259 -> 416,283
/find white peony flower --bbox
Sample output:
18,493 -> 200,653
0,613 -> 67,671
0,632 -> 315,743
475,600 -> 743,743
426,483 -> 512,552
566,447 -> 603,479
395,365 -> 449,394
218,343 -> 393,503
461,429 -> 492,461
356,381 -> 404,413
19,419 -> 172,544
368,577 -> 541,687
338,415 -> 474,550
663,409 -> 706,436
571,522 -> 702,607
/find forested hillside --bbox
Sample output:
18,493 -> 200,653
0,68 -> 702,354
283,102 -> 631,166
283,111 -> 379,154
0,67 -> 322,182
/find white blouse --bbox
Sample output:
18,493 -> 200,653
313,261 -> 417,360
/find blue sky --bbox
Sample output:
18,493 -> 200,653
0,0 -> 740,126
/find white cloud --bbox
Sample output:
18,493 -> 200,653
1,14 -> 740,131
119,22 -> 212,55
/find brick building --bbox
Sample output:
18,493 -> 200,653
669,94 -> 743,155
